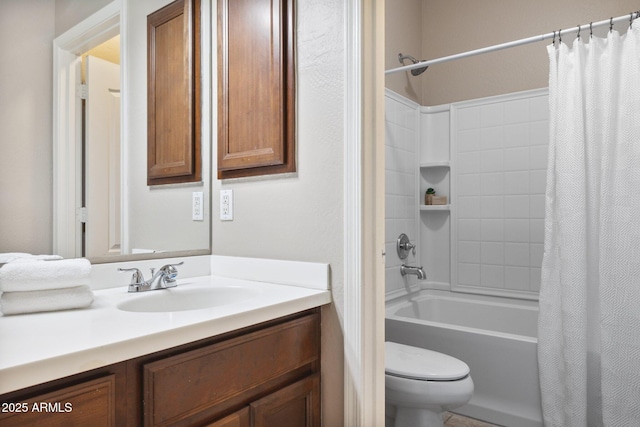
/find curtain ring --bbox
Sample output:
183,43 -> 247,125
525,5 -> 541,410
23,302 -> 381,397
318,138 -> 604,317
630,12 -> 634,29
590,22 -> 593,38
552,30 -> 556,46
610,17 -> 614,32
558,29 -> 562,44
577,25 -> 581,39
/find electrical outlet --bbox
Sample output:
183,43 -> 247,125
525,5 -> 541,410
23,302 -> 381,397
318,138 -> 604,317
220,189 -> 233,221
192,192 -> 204,221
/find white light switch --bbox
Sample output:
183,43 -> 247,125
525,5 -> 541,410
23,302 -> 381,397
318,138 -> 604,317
192,192 -> 204,221
220,189 -> 233,221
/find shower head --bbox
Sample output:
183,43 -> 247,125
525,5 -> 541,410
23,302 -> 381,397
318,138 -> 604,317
398,53 -> 428,76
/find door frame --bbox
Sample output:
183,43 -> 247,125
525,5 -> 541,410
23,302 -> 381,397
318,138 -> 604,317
343,0 -> 385,425
53,0 -> 127,258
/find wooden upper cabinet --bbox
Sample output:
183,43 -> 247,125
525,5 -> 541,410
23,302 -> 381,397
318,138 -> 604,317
217,0 -> 295,179
147,0 -> 201,185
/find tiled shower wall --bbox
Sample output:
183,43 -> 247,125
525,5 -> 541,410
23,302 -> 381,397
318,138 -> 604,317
385,89 -> 548,299
453,90 -> 549,296
385,91 -> 419,297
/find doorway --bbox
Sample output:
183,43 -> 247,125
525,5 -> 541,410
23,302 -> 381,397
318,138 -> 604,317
52,2 -> 124,259
81,37 -> 122,258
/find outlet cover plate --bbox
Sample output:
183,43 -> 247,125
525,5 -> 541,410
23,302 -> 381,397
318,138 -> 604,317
192,192 -> 204,221
220,189 -> 233,221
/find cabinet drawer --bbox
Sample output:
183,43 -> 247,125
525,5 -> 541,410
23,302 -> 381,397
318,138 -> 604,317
0,375 -> 116,427
143,313 -> 319,426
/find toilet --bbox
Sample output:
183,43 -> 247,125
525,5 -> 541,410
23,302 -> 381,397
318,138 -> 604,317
385,341 -> 474,427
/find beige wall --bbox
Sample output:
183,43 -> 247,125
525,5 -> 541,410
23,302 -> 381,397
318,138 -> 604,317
0,0 -> 55,254
55,0 -> 113,37
387,0 -> 640,106
385,0 -> 423,103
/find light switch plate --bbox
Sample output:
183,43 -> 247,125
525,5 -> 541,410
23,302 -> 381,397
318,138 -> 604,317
220,189 -> 233,221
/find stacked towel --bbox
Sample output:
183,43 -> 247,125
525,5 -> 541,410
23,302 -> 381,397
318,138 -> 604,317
0,286 -> 94,315
0,253 -> 63,264
0,259 -> 94,315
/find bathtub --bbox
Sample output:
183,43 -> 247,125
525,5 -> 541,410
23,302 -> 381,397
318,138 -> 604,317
385,290 -> 542,427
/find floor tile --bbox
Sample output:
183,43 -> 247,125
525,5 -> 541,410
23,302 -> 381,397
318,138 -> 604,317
443,413 -> 501,427
443,412 -> 455,423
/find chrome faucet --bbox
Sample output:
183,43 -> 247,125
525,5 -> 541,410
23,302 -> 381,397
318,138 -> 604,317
400,264 -> 427,280
118,262 -> 184,293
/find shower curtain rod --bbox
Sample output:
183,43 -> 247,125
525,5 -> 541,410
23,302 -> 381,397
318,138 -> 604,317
385,12 -> 639,75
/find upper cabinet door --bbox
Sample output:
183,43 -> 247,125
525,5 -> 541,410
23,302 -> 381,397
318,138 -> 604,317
217,0 -> 295,179
147,0 -> 201,186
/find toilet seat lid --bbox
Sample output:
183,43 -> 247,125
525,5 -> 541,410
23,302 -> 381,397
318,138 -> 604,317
385,342 -> 470,381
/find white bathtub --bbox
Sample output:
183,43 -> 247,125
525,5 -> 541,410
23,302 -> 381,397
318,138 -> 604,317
386,290 -> 542,427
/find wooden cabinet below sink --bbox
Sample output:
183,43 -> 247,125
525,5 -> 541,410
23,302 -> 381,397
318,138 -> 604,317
0,310 -> 320,427
0,375 -> 120,427
204,375 -> 319,427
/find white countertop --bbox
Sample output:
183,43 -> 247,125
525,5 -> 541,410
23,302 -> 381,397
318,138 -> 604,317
0,274 -> 331,395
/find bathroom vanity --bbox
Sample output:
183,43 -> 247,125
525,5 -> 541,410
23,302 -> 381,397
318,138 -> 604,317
0,258 -> 331,427
0,309 -> 319,427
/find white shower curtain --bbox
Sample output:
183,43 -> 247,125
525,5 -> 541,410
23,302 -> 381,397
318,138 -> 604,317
538,26 -> 640,427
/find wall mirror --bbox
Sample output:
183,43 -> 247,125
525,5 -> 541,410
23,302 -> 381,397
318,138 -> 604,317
1,0 -> 211,264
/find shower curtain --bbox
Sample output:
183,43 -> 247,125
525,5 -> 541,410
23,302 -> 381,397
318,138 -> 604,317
538,26 -> 640,427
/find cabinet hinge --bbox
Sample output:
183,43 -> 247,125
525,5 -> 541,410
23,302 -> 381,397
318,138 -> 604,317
78,83 -> 88,100
76,207 -> 88,223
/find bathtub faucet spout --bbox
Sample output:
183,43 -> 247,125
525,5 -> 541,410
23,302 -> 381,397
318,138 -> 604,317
400,264 -> 427,280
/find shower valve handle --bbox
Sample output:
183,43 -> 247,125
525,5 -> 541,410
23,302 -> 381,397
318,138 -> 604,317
397,233 -> 416,259
401,241 -> 416,256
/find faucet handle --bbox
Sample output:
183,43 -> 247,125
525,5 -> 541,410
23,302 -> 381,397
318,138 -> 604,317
150,261 -> 184,276
118,267 -> 145,286
159,262 -> 184,281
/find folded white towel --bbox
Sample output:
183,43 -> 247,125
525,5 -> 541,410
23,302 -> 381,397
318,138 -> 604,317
0,258 -> 91,292
0,285 -> 94,315
0,253 -> 63,264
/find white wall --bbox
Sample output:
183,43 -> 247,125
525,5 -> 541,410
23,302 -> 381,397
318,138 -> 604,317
0,0 -> 55,254
211,0 -> 345,424
384,90 -> 420,298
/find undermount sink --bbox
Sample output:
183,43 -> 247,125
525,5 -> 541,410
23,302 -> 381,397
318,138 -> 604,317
117,284 -> 263,313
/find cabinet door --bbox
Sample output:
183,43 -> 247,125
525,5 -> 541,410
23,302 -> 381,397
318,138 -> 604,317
217,0 -> 295,178
147,0 -> 201,185
205,407 -> 250,427
143,314 -> 319,426
251,374 -> 320,427
0,375 -> 116,427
